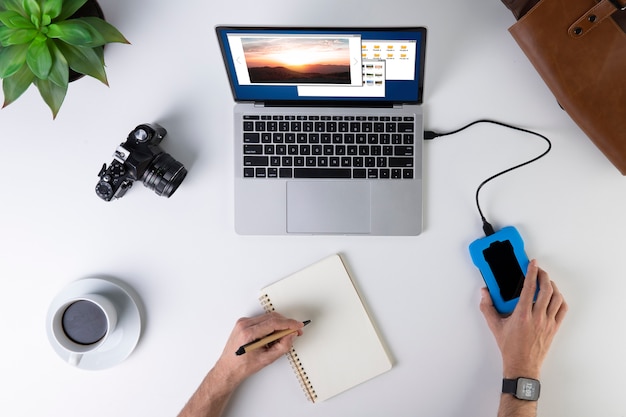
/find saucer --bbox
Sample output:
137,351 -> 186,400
46,277 -> 144,370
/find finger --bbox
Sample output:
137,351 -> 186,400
479,288 -> 502,334
517,259 -> 539,315
246,313 -> 303,341
547,281 -> 568,325
533,265 -> 554,314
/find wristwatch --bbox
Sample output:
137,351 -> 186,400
502,377 -> 541,401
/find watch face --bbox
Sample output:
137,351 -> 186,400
516,378 -> 540,401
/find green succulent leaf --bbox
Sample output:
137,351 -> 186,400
42,0 -> 63,21
0,10 -> 35,29
56,0 -> 89,22
35,77 -> 67,118
0,43 -> 28,77
0,26 -> 37,46
80,17 -> 130,44
56,42 -> 107,85
2,62 -> 35,107
47,40 -> 68,88
26,35 -> 52,79
23,0 -> 41,26
47,20 -> 104,46
1,0 -> 25,13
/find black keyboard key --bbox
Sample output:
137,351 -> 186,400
398,123 -> 414,132
244,133 -> 260,143
403,169 -> 414,179
353,169 -> 367,178
243,121 -> 254,131
268,168 -> 278,178
256,167 -> 266,177
279,168 -> 293,178
394,146 -> 414,156
244,145 -> 263,154
368,169 -> 378,178
389,157 -> 414,167
244,168 -> 254,177
244,156 -> 269,166
243,115 -> 260,120
294,168 -> 352,178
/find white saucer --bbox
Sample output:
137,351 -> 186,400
46,277 -> 144,370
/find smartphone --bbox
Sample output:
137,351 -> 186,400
469,226 -> 530,314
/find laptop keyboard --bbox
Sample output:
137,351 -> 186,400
242,114 -> 416,179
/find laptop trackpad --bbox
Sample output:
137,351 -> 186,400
287,181 -> 371,234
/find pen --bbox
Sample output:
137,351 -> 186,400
235,320 -> 311,356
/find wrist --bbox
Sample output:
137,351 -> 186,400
502,364 -> 541,380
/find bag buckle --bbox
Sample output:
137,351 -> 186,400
610,0 -> 626,11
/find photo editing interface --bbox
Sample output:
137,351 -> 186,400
221,29 -> 424,103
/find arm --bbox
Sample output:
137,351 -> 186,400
177,312 -> 304,417
480,259 -> 568,417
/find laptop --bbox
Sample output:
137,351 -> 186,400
216,26 -> 427,235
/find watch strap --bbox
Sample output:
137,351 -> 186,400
502,378 -> 518,395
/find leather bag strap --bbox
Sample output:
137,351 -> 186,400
569,0 -> 626,37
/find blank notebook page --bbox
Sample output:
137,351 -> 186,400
259,254 -> 392,402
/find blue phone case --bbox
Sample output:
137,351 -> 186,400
469,226 -> 530,314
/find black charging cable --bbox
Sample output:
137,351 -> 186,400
425,119 -> 552,236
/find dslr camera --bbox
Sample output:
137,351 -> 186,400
96,123 -> 188,201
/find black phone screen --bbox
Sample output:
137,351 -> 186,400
483,240 -> 525,301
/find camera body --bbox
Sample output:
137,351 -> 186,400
96,123 -> 187,201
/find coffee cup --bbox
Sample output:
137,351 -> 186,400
51,294 -> 118,366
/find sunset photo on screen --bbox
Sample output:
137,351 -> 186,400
241,37 -> 353,84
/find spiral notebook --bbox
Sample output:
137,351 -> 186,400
259,254 -> 392,402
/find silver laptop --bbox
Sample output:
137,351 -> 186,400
216,26 -> 427,235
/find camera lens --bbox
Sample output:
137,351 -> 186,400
141,152 -> 188,197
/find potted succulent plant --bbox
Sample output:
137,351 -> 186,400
0,0 -> 129,118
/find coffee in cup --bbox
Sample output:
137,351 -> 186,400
51,294 -> 117,366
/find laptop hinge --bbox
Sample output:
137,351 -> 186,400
254,101 -> 398,109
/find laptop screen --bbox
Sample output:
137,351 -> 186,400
216,27 -> 426,105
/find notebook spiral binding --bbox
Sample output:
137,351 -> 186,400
259,294 -> 318,402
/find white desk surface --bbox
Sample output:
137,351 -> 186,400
2,1 -> 625,416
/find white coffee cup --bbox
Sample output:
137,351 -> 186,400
51,294 -> 118,366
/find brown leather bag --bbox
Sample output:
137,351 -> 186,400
501,0 -> 626,174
